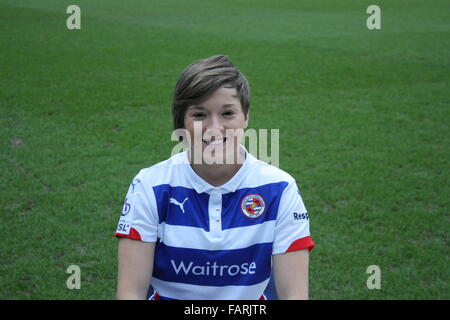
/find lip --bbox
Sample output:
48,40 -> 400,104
202,137 -> 227,145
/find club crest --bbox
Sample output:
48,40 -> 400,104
241,193 -> 266,219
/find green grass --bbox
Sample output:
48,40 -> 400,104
0,0 -> 449,299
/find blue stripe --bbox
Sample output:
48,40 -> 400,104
157,295 -> 176,300
221,181 -> 288,230
152,294 -> 176,300
153,242 -> 272,287
152,185 -> 210,231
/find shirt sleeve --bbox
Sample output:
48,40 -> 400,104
272,180 -> 315,255
114,171 -> 159,242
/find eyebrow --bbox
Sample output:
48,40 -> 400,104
188,104 -> 236,110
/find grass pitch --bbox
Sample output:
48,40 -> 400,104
0,0 -> 449,299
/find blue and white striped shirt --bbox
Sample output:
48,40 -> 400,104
115,147 -> 314,300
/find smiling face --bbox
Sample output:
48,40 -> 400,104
183,85 -> 249,165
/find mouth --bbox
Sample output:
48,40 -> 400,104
202,137 -> 227,146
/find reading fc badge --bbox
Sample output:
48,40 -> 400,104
241,193 -> 266,219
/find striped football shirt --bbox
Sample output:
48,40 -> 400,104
115,146 -> 315,300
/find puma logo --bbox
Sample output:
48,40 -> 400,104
169,197 -> 189,213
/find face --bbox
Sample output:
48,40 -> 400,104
183,85 -> 249,165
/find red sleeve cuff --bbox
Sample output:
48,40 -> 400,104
286,236 -> 315,252
114,227 -> 142,241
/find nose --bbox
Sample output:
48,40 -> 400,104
203,114 -> 224,139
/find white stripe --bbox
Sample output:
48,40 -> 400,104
151,277 -> 270,300
158,220 -> 276,250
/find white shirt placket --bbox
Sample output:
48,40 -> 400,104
208,189 -> 222,238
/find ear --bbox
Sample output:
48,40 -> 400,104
243,110 -> 249,129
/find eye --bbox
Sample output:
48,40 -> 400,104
222,111 -> 235,117
192,113 -> 206,119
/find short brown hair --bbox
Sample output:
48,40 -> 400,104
171,55 -> 250,130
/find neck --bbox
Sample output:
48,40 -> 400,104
188,147 -> 246,187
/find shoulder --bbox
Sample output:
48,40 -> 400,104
133,152 -> 188,187
245,153 -> 296,186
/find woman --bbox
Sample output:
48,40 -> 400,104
115,55 -> 315,300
